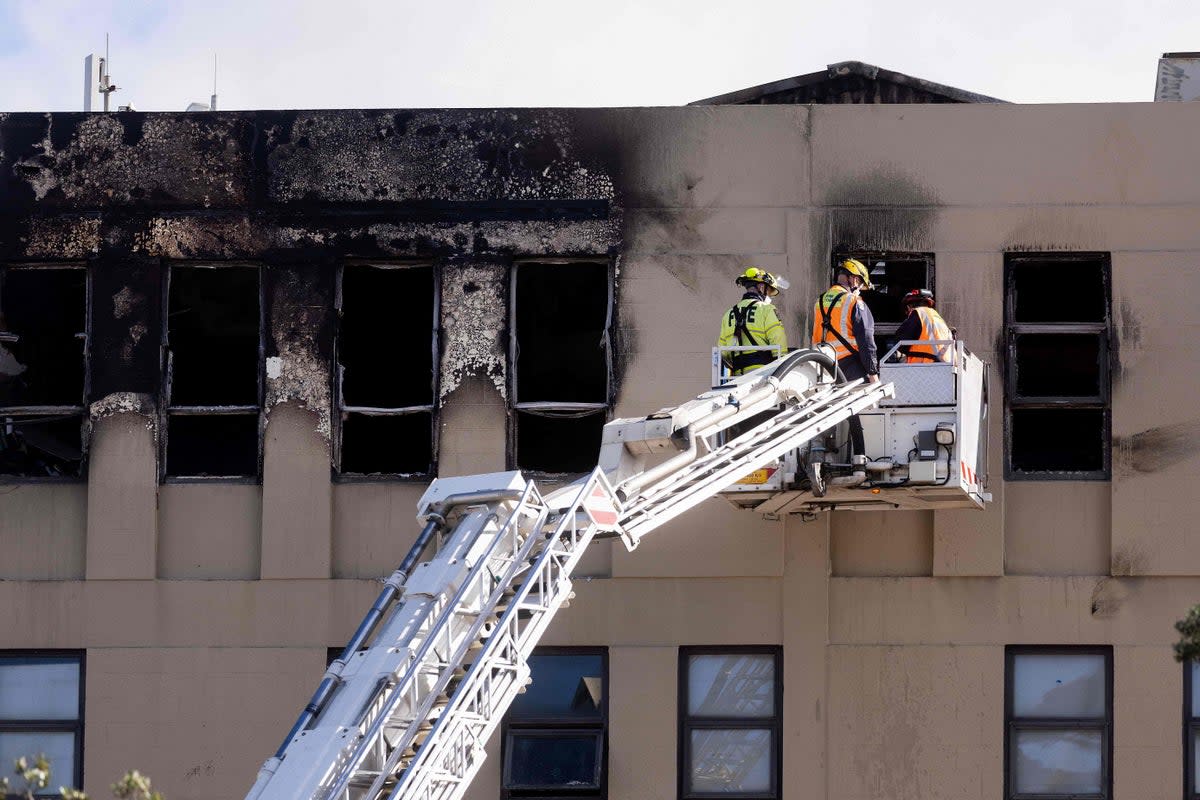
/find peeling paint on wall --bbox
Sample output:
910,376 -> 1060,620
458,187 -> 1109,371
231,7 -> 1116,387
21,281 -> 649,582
439,263 -> 507,400
263,267 -> 334,442
19,217 -> 100,258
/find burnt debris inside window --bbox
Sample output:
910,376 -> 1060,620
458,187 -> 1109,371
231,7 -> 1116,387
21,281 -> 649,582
511,260 -> 611,474
834,252 -> 934,355
164,265 -> 262,479
336,264 -> 436,477
1005,254 -> 1111,479
0,265 -> 88,478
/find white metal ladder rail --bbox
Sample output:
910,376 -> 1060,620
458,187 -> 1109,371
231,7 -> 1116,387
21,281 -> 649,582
316,482 -> 551,800
620,378 -> 893,540
360,470 -> 618,800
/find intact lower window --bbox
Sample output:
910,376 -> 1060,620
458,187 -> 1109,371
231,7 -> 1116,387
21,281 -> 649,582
679,647 -> 781,799
832,252 -> 934,356
1005,254 -> 1111,479
163,264 -> 262,479
335,263 -> 437,478
0,265 -> 88,478
1005,647 -> 1111,800
1185,661 -> 1200,798
0,652 -> 84,795
510,260 -> 611,474
502,649 -> 607,799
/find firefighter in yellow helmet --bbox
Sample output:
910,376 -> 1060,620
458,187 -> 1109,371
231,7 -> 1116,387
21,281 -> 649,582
717,267 -> 790,375
811,258 -> 879,456
893,289 -> 954,363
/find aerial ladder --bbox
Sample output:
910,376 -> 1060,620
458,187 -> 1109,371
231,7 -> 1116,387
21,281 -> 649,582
245,342 -> 987,800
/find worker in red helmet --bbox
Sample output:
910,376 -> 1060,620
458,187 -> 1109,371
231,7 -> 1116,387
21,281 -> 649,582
893,289 -> 954,363
717,267 -> 790,376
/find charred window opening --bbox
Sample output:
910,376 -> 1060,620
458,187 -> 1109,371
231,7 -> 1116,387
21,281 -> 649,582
335,264 -> 436,478
510,260 -> 611,475
164,265 -> 262,480
1005,254 -> 1111,479
0,265 -> 88,478
833,252 -> 933,355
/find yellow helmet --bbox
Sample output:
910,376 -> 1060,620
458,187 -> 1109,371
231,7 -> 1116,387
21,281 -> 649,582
735,266 -> 790,297
836,258 -> 873,289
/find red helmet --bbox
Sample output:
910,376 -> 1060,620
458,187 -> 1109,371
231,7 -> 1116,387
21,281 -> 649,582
902,289 -> 935,308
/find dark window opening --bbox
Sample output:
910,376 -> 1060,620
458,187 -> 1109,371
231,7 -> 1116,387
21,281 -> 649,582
0,651 -> 85,796
834,253 -> 934,356
1185,661 -> 1200,799
164,264 -> 262,480
1010,408 -> 1106,473
514,262 -> 609,404
515,412 -> 605,475
335,264 -> 437,478
165,414 -> 259,477
679,647 -> 782,800
511,260 -> 611,474
0,268 -> 87,407
1004,647 -> 1112,800
1005,253 -> 1111,479
1014,334 -> 1103,399
0,265 -> 88,479
502,649 -> 607,800
340,413 -> 432,476
1012,258 -> 1107,324
167,267 -> 259,406
0,415 -> 85,478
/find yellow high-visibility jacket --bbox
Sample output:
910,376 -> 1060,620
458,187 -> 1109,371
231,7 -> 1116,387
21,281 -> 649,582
717,295 -> 788,375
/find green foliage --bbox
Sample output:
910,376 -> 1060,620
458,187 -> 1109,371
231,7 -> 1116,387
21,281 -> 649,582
1175,603 -> 1200,662
0,756 -> 164,800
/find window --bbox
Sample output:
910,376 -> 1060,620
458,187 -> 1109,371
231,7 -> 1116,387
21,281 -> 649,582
163,264 -> 262,479
1004,254 -> 1111,478
1004,647 -> 1112,800
334,263 -> 437,477
510,260 -> 611,474
832,252 -> 934,355
0,652 -> 84,795
1186,661 -> 1200,799
502,649 -> 607,799
679,647 -> 781,799
0,265 -> 88,478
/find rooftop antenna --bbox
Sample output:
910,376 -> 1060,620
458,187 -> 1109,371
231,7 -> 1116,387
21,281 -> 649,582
211,53 -> 218,111
100,33 -> 119,111
83,34 -> 119,111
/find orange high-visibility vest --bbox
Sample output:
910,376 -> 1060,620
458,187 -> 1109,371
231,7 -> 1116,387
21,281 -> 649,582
904,306 -> 953,363
811,285 -> 859,360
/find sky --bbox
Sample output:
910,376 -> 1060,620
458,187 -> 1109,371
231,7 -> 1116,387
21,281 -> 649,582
0,0 -> 1196,112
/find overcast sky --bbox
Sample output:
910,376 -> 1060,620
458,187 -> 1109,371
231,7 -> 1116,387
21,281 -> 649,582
0,0 -> 1195,112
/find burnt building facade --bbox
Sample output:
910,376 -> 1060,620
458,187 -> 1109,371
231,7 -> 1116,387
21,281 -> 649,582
1,99 -> 1199,800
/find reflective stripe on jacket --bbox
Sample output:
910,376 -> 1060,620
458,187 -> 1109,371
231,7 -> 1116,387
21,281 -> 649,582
717,296 -> 788,375
904,307 -> 954,363
811,285 -> 859,360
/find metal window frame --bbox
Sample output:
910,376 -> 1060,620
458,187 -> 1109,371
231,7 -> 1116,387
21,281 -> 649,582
830,250 -> 936,339
0,262 -> 91,483
1185,660 -> 1199,800
507,257 -> 614,476
1003,645 -> 1113,800
1003,253 -> 1112,481
0,650 -> 86,794
160,262 -> 265,483
500,646 -> 608,800
333,260 -> 440,481
678,645 -> 783,800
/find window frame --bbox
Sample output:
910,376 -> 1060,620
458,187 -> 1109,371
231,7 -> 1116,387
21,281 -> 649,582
1004,253 -> 1112,481
507,257 -> 614,476
160,262 -> 265,483
333,261 -> 440,481
0,650 -> 86,795
0,262 -> 90,483
1003,645 -> 1113,800
500,646 -> 608,800
678,645 -> 783,800
830,250 -> 935,344
1185,660 -> 1200,800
